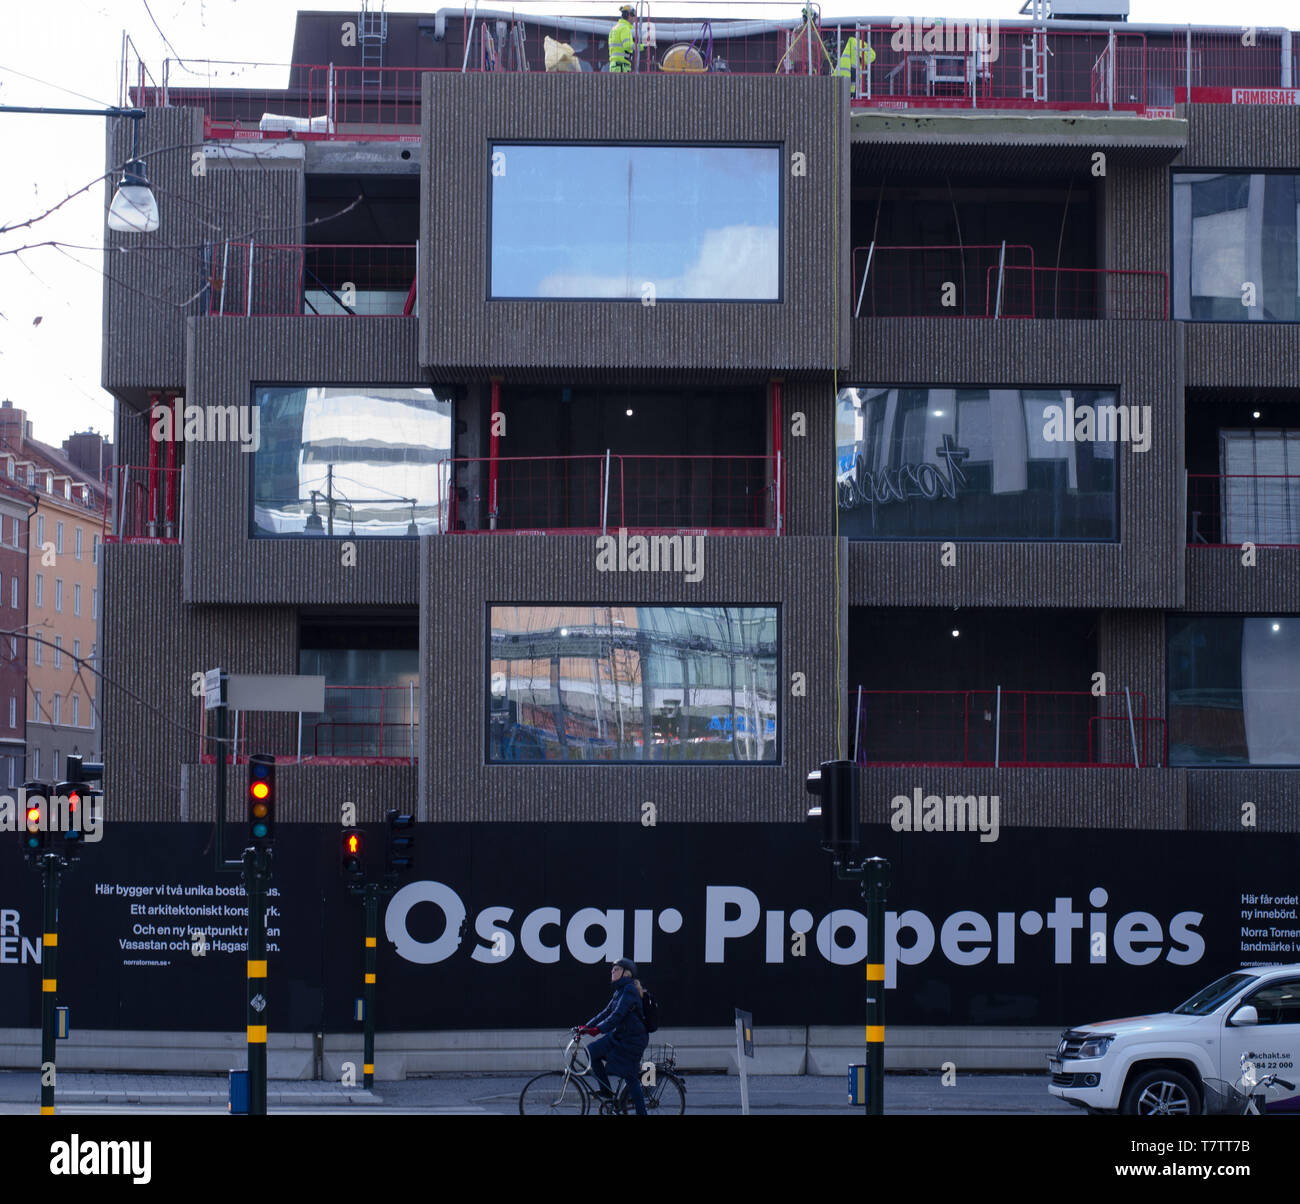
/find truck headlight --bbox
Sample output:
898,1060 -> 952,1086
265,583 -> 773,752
1077,1036 -> 1113,1059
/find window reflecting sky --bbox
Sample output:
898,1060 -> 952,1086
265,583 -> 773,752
490,145 -> 780,300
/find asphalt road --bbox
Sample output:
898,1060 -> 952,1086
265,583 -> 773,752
0,1070 -> 1079,1115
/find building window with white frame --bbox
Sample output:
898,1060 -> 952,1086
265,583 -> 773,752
9,577 -> 14,609
92,587 -> 98,619
52,695 -> 61,726
54,578 -> 62,613
72,694 -> 80,726
32,691 -> 41,723
33,639 -> 41,666
34,574 -> 42,608
7,697 -> 14,728
36,514 -> 44,546
56,521 -> 64,554
75,527 -> 83,560
54,635 -> 62,669
32,747 -> 39,777
74,583 -> 81,616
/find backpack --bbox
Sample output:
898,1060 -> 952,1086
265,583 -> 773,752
640,989 -> 660,1034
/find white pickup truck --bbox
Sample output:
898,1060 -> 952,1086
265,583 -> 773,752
1049,964 -> 1300,1115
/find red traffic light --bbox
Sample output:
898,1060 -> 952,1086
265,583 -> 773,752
346,832 -> 361,855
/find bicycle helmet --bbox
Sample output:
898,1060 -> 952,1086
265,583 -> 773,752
614,957 -> 638,976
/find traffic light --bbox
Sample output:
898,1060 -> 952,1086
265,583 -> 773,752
247,754 -> 276,847
340,829 -> 365,884
806,759 -> 860,857
21,781 -> 51,861
53,779 -> 91,851
385,809 -> 415,876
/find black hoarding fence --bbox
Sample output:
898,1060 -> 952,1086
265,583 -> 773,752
2,824 -> 1298,1034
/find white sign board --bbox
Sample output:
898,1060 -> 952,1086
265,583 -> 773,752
203,668 -> 224,711
226,674 -> 326,713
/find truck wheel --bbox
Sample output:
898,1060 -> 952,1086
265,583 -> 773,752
1121,1069 -> 1199,1116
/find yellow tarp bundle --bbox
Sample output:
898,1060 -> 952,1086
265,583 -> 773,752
544,36 -> 582,72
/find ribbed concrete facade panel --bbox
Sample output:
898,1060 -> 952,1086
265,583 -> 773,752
420,535 -> 843,821
1105,163 -> 1171,276
846,320 -> 1184,608
1178,105 -> 1300,168
1186,549 -> 1300,611
1187,771 -> 1300,830
183,318 -> 421,604
102,108 -> 204,398
859,766 -> 1186,829
1185,326 -> 1300,388
419,74 -> 850,376
102,545 -> 296,819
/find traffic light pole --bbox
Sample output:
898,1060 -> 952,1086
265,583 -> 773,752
243,846 -> 269,1116
836,856 -> 890,1116
363,883 -> 378,1090
210,701 -> 242,873
39,853 -> 62,1116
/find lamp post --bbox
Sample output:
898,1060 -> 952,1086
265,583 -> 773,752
0,105 -> 159,233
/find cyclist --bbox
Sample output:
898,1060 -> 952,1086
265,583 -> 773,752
577,957 -> 648,1115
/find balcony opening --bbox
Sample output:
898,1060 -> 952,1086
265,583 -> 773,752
450,384 -> 777,535
206,174 -> 418,316
848,176 -> 1163,320
848,608 -> 1162,767
294,611 -> 419,762
1186,392 -> 1300,547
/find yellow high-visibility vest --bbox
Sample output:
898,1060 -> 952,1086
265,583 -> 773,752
833,36 -> 876,94
609,18 -> 635,70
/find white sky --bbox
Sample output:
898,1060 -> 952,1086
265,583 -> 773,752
1,0 -> 1297,450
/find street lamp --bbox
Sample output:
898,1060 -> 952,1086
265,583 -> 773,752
0,105 -> 159,234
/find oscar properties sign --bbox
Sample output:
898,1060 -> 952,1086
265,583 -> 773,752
1,824 -> 1297,1034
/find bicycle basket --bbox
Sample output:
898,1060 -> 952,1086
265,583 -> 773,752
1201,1078 -> 1249,1116
646,1044 -> 676,1069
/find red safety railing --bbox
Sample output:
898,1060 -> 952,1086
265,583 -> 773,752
987,266 -> 1169,320
103,464 -> 183,544
199,684 -> 418,765
853,244 -> 1035,318
850,688 -> 1165,767
437,453 -> 781,535
1187,474 -> 1300,547
206,242 -> 417,317
128,25 -> 1300,138
1149,29 -> 1295,105
848,24 -> 1148,112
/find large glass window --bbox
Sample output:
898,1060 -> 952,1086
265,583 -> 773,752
1173,173 -> 1300,321
1168,615 -> 1300,766
251,387 -> 453,537
489,145 -> 781,301
836,387 -> 1119,540
489,606 -> 779,763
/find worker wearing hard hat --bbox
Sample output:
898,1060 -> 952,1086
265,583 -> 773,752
833,33 -> 876,99
609,5 -> 636,72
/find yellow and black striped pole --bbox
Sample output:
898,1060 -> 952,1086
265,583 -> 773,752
363,885 -> 379,1089
862,856 -> 890,1116
244,846 -> 269,1116
39,854 -> 61,1116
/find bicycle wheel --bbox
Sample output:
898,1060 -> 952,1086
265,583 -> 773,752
615,1071 -> 686,1115
519,1071 -> 590,1115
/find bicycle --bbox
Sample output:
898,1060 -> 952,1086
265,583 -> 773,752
1203,1054 -> 1296,1116
518,1032 -> 687,1115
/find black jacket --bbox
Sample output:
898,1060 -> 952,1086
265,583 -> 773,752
586,977 -> 648,1074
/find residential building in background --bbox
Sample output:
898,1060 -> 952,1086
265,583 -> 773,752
0,401 -> 108,781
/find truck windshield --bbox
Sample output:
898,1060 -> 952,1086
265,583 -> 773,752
1172,972 -> 1257,1016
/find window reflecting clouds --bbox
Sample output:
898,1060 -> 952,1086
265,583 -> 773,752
490,145 -> 781,300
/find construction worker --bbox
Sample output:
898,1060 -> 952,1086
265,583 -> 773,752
833,32 -> 876,98
609,5 -> 636,72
